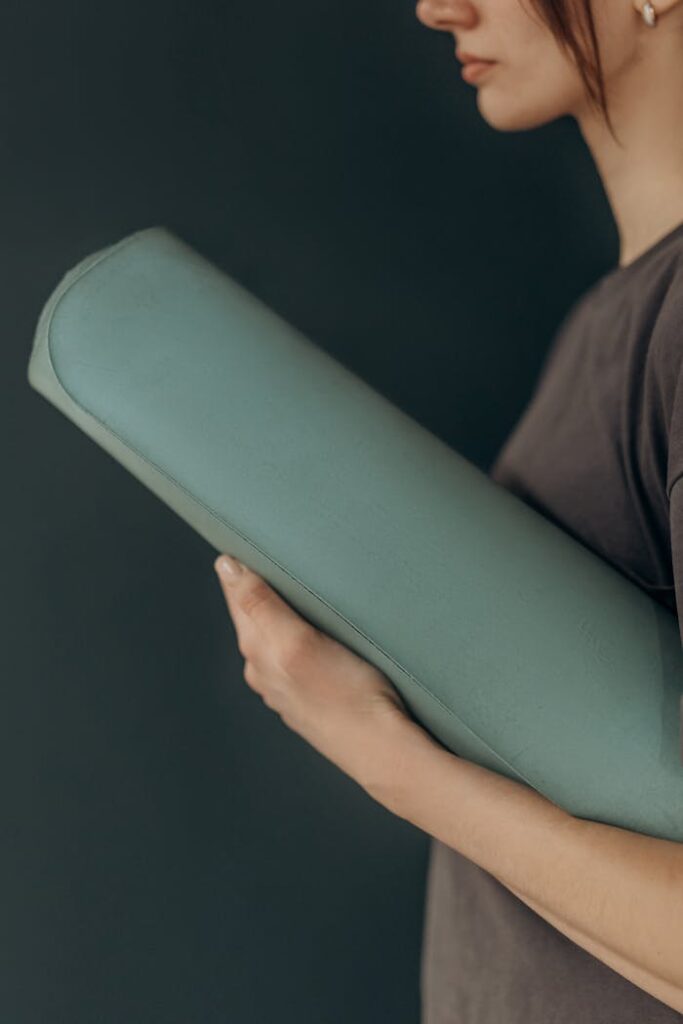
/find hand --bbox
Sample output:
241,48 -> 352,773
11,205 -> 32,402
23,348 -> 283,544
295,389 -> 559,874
213,553 -> 427,799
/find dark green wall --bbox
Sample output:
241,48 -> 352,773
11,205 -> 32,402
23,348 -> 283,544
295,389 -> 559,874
5,1 -> 618,1021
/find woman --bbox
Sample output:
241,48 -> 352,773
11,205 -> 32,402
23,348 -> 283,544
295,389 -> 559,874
212,0 -> 683,1017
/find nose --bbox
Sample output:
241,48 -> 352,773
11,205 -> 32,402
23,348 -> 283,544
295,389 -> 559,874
415,0 -> 478,31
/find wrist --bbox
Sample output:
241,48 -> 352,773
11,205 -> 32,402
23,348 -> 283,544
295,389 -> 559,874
363,708 -> 443,814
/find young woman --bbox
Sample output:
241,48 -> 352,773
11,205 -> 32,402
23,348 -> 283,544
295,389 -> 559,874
213,0 -> 683,1018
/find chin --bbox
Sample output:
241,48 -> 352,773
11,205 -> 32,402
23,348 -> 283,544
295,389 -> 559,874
475,91 -> 569,132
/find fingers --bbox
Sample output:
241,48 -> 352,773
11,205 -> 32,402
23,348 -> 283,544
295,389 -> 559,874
213,554 -> 317,669
214,555 -> 279,623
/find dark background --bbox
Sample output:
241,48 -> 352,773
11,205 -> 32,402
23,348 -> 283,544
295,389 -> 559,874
4,1 -> 618,1021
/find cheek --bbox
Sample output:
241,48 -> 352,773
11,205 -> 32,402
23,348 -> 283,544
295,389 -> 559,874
470,0 -> 589,127
473,34 -> 588,130
589,0 -> 640,77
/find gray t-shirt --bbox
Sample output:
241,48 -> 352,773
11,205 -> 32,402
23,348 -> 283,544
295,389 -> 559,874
420,219 -> 683,1023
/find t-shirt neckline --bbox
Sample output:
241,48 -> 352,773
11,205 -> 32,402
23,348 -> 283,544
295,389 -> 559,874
601,218 -> 683,287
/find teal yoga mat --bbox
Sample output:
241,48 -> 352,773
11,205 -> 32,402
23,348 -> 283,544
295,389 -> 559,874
27,226 -> 683,842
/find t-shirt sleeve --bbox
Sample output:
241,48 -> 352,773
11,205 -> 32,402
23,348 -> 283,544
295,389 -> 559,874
661,262 -> 683,498
654,264 -> 683,761
666,299 -> 683,645
664,284 -> 683,761
666,479 -> 683,764
669,477 -> 683,639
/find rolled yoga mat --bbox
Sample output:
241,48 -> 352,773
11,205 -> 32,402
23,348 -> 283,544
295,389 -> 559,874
27,226 -> 683,842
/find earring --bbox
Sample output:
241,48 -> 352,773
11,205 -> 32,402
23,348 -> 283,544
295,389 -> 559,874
642,0 -> 657,25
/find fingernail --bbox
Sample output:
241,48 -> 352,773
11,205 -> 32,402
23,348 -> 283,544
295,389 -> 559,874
215,554 -> 243,579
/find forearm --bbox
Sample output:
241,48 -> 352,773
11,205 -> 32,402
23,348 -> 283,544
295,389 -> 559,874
503,879 -> 683,1014
374,718 -> 683,1012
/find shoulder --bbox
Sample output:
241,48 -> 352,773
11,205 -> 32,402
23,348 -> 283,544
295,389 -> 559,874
649,247 -> 683,350
649,254 -> 683,497
569,243 -> 683,500
531,281 -> 601,387
649,250 -> 683,398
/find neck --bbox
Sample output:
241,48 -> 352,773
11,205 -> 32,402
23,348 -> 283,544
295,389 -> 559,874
574,29 -> 683,269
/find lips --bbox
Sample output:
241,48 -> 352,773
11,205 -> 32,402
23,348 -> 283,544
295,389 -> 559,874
454,48 -> 497,84
455,49 -> 496,64
460,60 -> 496,84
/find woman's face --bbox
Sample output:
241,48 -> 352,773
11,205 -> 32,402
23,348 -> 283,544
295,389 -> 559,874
414,0 -> 642,132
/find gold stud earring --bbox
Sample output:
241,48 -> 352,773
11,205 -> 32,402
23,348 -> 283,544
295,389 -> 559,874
642,0 -> 657,25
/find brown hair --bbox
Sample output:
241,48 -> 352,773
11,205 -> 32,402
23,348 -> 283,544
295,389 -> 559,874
526,0 -> 618,139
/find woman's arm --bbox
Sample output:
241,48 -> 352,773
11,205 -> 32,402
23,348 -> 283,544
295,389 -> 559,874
376,717 -> 683,1015
503,882 -> 683,1015
213,555 -> 683,1015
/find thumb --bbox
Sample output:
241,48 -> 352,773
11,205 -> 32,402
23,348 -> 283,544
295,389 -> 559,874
213,554 -> 301,640
213,554 -> 246,614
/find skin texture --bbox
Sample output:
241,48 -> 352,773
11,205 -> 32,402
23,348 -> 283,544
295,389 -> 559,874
214,7 -> 683,1011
